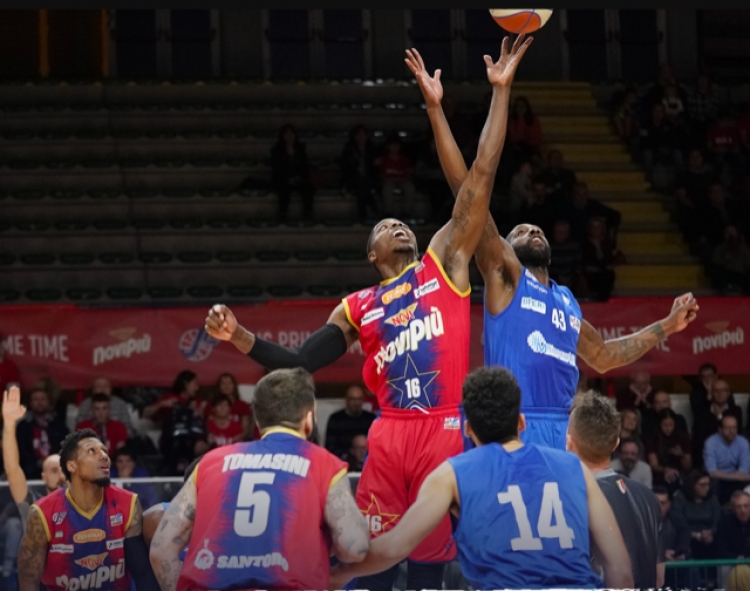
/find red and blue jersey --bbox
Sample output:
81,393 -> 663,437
177,428 -> 348,591
342,247 -> 471,411
32,485 -> 136,591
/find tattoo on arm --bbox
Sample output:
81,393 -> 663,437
126,497 -> 144,537
578,319 -> 666,373
17,508 -> 48,591
325,476 -> 369,563
150,480 -> 196,591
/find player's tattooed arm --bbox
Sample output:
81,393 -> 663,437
577,292 -> 699,373
125,496 -> 144,537
405,49 -> 522,295
150,478 -> 197,591
324,473 -> 370,563
426,35 -> 532,293
17,507 -> 48,591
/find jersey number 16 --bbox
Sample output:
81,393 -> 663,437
497,482 -> 575,551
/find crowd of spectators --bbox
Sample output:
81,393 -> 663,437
611,361 -> 750,578
610,63 -> 750,295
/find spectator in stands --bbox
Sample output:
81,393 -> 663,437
654,486 -> 689,561
75,392 -> 129,456
564,182 -> 622,248
676,148 -> 715,218
539,149 -> 577,204
414,135 -> 452,224
509,160 -> 534,226
717,491 -> 750,559
76,375 -> 135,436
0,333 -> 20,391
613,87 -> 643,156
441,95 -> 474,160
206,394 -> 244,448
686,73 -> 719,144
710,224 -> 750,295
203,372 -> 255,440
704,415 -> 750,504
582,216 -> 618,301
642,390 -> 689,439
518,176 -> 556,235
619,408 -> 644,455
647,409 -> 692,494
110,447 -> 160,509
674,185 -> 702,251
706,110 -> 743,189
615,369 -> 653,414
33,376 -> 67,424
345,434 -> 367,472
375,134 -> 416,221
15,387 -> 68,480
738,175 -> 750,243
324,384 -> 376,460
507,96 -> 543,164
696,183 -> 740,262
644,63 -> 687,109
738,99 -> 750,160
639,102 -> 684,185
662,84 -> 686,129
548,219 -> 584,295
146,370 -> 209,476
611,438 -> 653,489
692,379 -> 743,471
340,124 -> 381,223
270,123 -> 315,223
686,362 -> 718,430
671,470 -> 721,560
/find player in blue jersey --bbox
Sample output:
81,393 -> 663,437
405,48 -> 700,449
331,366 -> 633,590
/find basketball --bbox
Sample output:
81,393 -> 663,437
489,9 -> 553,34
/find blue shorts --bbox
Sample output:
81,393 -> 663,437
520,411 -> 570,450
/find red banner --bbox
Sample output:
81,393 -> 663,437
0,298 -> 747,389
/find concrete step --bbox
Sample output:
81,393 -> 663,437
615,264 -> 710,290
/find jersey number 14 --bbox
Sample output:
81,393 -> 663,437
497,483 -> 575,551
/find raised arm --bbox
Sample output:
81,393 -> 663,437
205,302 -> 358,373
406,48 -> 522,291
330,461 -> 457,589
426,35 -> 532,293
150,477 -> 197,591
17,507 -> 48,591
324,473 -> 370,563
577,293 -> 699,374
2,386 -> 29,503
124,496 -> 161,591
582,464 -> 634,588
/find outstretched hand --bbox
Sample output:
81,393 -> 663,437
2,386 -> 26,423
404,47 -> 443,109
205,303 -> 238,341
484,33 -> 533,87
665,292 -> 699,334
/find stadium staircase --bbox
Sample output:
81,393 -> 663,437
0,78 -> 711,304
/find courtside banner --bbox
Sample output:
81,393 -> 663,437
1,297 -> 747,388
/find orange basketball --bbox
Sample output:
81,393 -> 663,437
489,9 -> 553,34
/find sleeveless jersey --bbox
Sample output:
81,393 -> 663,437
342,247 -> 470,411
32,485 -> 136,591
177,428 -> 348,591
484,268 -> 582,412
449,444 -> 602,589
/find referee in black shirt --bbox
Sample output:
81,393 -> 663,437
567,390 -> 664,589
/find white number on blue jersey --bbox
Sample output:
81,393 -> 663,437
497,482 -> 575,551
234,472 -> 275,537
551,309 -> 566,331
406,378 -> 421,399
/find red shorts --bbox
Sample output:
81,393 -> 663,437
355,404 -> 466,563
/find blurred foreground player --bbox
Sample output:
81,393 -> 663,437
406,46 -> 700,449
17,429 -> 158,591
149,368 -> 369,591
567,390 -> 664,588
205,35 -> 532,591
331,367 -> 633,590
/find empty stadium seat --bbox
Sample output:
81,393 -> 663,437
26,288 -> 63,301
60,253 -> 96,265
307,284 -> 342,296
132,219 -> 167,230
216,251 -> 252,263
94,220 -> 129,231
256,250 -> 291,262
139,252 -> 173,264
99,252 -> 136,265
54,221 -> 89,231
0,289 -> 21,302
227,285 -> 264,298
187,286 -> 224,298
107,287 -> 143,300
177,251 -> 213,264
17,222 -> 50,232
334,249 -> 365,261
20,253 -> 55,265
66,288 -> 102,300
295,250 -> 328,262
0,254 -> 15,266
268,285 -> 303,297
148,286 -> 183,299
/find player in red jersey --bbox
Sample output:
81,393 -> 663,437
205,35 -> 533,591
16,429 -> 158,591
149,368 -> 369,591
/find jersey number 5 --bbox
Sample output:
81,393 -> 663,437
497,483 -> 575,551
234,472 -> 276,537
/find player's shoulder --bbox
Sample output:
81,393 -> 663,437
107,483 -> 138,503
33,486 -> 65,510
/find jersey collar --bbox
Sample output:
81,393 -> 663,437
261,426 -> 305,440
380,260 -> 419,286
65,487 -> 104,520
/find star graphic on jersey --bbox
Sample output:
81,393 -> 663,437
361,493 -> 400,533
387,353 -> 440,410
